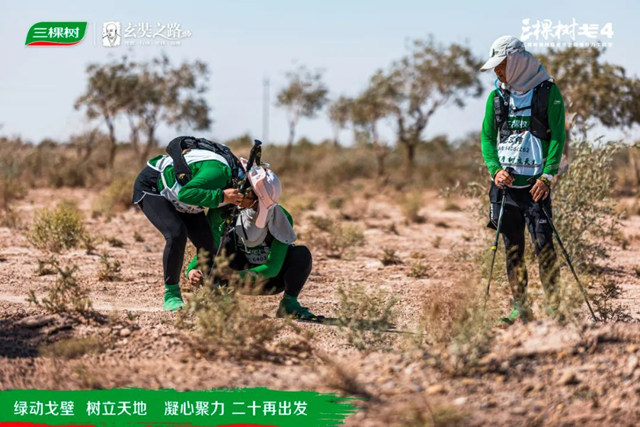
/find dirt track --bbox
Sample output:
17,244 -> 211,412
1,187 -> 640,426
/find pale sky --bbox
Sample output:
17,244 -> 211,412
0,0 -> 638,146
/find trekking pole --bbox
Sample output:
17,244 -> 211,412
539,205 -> 598,322
483,167 -> 514,310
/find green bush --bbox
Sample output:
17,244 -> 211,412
336,283 -> 397,351
27,264 -> 93,317
92,175 -> 135,218
554,141 -> 621,267
28,202 -> 86,252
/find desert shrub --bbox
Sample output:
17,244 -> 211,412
281,195 -> 316,219
0,173 -> 27,212
176,255 -> 309,360
329,197 -> 345,209
48,159 -> 93,188
336,283 -> 397,351
408,260 -> 430,278
0,141 -> 29,228
133,231 -> 144,242
308,214 -> 333,232
28,202 -> 86,252
34,256 -> 59,276
97,252 -> 122,282
27,264 -> 93,317
553,141 -> 621,267
80,232 -> 98,255
401,192 -> 425,223
178,285 -> 285,359
315,222 -> 365,259
443,199 -> 462,212
0,208 -> 23,229
39,335 -> 104,359
379,247 -> 402,266
416,256 -> 497,375
92,175 -> 135,217
591,278 -> 632,322
106,236 -> 124,248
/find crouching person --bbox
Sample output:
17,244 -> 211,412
186,166 -> 321,321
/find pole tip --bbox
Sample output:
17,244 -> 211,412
491,246 -> 497,251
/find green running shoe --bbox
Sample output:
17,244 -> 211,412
499,307 -> 520,325
163,284 -> 184,311
276,294 -> 317,320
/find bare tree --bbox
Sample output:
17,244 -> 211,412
125,54 -> 211,165
74,57 -> 136,169
328,96 -> 352,146
351,83 -> 393,177
276,65 -> 328,163
539,46 -> 640,137
76,55 -> 211,168
376,37 -> 482,167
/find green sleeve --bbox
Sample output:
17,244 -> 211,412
480,90 -> 501,178
239,206 -> 294,280
177,161 -> 230,209
543,84 -> 566,176
186,256 -> 199,278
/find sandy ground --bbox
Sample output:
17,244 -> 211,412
1,187 -> 640,426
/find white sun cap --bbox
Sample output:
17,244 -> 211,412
480,35 -> 525,72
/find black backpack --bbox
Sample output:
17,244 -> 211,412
493,80 -> 554,141
165,136 -> 242,186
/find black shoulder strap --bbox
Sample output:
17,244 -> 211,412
166,136 -> 196,185
493,88 -> 510,138
530,80 -> 553,140
165,136 -> 242,186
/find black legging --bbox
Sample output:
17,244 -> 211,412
139,194 -> 216,285
490,184 -> 559,306
225,239 -> 312,297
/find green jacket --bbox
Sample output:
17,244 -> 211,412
186,206 -> 294,280
481,83 -> 566,187
148,155 -> 232,209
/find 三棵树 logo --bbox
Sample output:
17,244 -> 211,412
25,22 -> 87,46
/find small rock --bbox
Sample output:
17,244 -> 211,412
16,315 -> 56,329
484,397 -> 499,408
626,354 -> 639,377
511,406 -> 527,416
454,397 -> 467,406
119,328 -> 131,337
426,384 -> 445,395
558,371 -> 580,386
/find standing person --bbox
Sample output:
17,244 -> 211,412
186,166 -> 320,321
479,36 -> 566,323
132,137 -> 245,311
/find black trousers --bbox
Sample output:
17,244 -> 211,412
139,194 -> 215,286
489,183 -> 559,307
225,238 -> 312,297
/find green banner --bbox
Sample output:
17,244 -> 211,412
0,388 -> 359,426
25,22 -> 87,46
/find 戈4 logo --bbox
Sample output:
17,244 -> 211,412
25,22 -> 87,46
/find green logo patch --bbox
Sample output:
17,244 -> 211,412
25,22 -> 87,46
